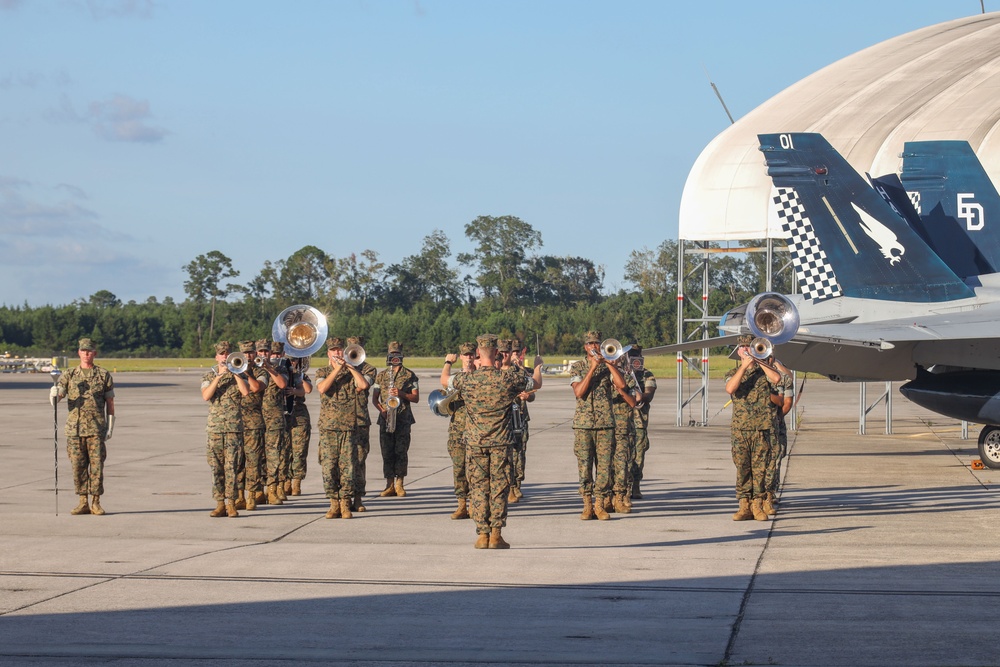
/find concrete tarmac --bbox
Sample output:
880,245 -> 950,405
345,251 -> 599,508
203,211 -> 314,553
2,368 -> 999,666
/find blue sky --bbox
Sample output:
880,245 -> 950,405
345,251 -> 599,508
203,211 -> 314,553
0,0 -> 990,306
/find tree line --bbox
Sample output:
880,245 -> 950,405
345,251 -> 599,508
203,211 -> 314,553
0,216 -> 790,358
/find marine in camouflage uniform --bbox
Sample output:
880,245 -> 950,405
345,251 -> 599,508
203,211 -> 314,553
285,354 -> 313,497
609,357 -> 639,514
445,334 -> 534,549
724,334 -> 782,522
570,330 -> 631,521
439,341 -> 477,520
346,336 -> 377,511
262,341 -> 290,505
236,340 -> 267,511
373,342 -> 419,497
315,336 -> 369,519
628,346 -> 657,500
50,337 -> 116,516
504,338 -> 543,504
201,340 -> 251,517
763,359 -> 794,515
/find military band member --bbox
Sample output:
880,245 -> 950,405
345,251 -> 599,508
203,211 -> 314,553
445,334 -> 536,549
570,330 -> 630,521
201,340 -> 250,517
609,352 -> 639,514
347,336 -> 377,511
285,354 -> 313,497
237,340 -> 266,511
628,345 -> 657,500
373,342 -> 418,498
270,341 -> 294,499
315,336 -> 369,519
262,341 -> 290,505
725,334 -> 782,521
49,337 -> 116,516
504,339 -> 543,503
763,357 -> 794,516
439,341 -> 477,519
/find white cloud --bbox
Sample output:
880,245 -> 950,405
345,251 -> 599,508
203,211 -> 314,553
45,93 -> 169,143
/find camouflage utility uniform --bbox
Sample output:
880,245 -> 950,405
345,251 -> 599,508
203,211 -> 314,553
315,363 -> 359,501
610,369 -> 638,510
374,364 -> 418,480
58,363 -> 115,497
569,360 -> 615,503
202,367 -> 245,503
287,360 -> 312,488
262,355 -> 290,499
766,371 -> 794,497
350,342 -> 377,503
724,364 -> 774,501
631,365 -> 656,497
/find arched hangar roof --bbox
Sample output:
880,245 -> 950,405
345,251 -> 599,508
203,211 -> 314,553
679,12 -> 1000,241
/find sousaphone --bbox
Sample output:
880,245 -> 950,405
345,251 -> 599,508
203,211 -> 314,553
272,304 -> 329,358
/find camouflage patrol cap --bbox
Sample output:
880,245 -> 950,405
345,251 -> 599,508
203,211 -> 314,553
347,336 -> 365,347
238,340 -> 255,353
511,339 -> 523,352
736,334 -> 755,346
583,330 -> 602,344
497,339 -> 513,353
459,342 -> 476,355
214,340 -> 231,355
387,341 -> 403,354
326,337 -> 344,350
477,333 -> 498,350
255,338 -> 270,352
271,341 -> 285,354
629,344 -> 643,357
78,337 -> 96,351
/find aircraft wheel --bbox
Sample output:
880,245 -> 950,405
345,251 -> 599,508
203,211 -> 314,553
977,426 -> 1000,469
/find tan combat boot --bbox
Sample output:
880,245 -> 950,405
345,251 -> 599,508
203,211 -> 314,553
762,492 -> 776,516
732,498 -> 752,521
275,482 -> 287,501
225,500 -> 239,518
451,498 -> 469,520
474,532 -> 489,549
235,490 -> 246,510
255,490 -> 268,505
209,500 -> 226,517
380,478 -> 396,497
246,491 -> 257,511
340,498 -> 353,519
90,495 -> 105,516
284,479 -> 292,495
354,494 -> 366,512
267,483 -> 282,506
71,495 -> 90,515
613,494 -> 631,514
324,498 -> 340,519
291,479 -> 302,496
594,496 -> 611,521
580,494 -> 595,520
751,497 -> 768,521
394,477 -> 406,497
604,496 -> 615,513
507,488 -> 518,503
488,528 -> 510,549
514,486 -> 523,501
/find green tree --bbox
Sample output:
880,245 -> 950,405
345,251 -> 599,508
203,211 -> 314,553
385,229 -> 461,309
183,250 -> 242,352
458,215 -> 542,310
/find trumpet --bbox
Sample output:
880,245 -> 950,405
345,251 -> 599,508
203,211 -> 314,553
427,389 -> 459,418
344,343 -> 366,368
254,355 -> 267,368
226,352 -> 249,374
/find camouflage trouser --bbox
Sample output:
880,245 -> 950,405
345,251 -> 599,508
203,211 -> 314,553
67,436 -> 106,496
447,424 -> 468,499
732,429 -> 770,499
611,426 -> 635,496
573,428 -> 613,498
467,443 -> 511,533
510,424 -> 529,489
264,427 -> 286,486
288,415 -> 311,482
353,425 -> 370,496
318,430 -> 355,499
243,428 -> 265,495
380,424 -> 410,478
279,423 -> 292,485
207,432 -> 242,501
765,419 -> 788,494
632,427 -> 649,485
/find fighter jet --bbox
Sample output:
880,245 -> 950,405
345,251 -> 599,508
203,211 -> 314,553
650,133 -> 1000,467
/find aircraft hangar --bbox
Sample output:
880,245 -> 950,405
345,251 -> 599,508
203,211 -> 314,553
679,11 -> 1000,241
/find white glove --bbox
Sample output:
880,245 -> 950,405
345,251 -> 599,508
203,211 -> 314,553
49,386 -> 59,407
105,414 -> 115,440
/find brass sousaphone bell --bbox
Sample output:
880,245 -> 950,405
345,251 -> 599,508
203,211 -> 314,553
272,304 -> 329,358
427,389 -> 459,418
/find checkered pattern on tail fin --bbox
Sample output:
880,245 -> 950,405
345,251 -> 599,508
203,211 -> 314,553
772,187 -> 842,302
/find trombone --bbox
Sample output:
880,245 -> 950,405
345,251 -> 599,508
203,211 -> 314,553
344,343 -> 366,368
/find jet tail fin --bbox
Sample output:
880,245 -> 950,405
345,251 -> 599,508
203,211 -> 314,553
758,133 -> 973,303
900,140 -> 999,278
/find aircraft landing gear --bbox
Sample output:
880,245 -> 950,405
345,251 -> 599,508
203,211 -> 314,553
977,425 -> 1000,469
